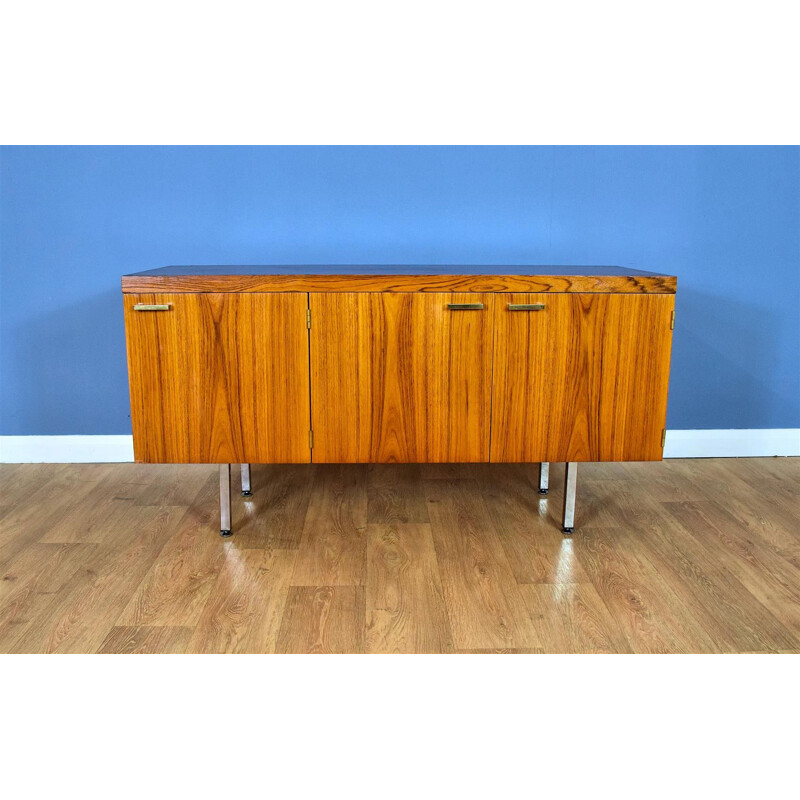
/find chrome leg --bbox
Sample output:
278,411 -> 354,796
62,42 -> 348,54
241,463 -> 252,496
220,464 -> 232,537
538,462 -> 549,494
562,462 -> 577,534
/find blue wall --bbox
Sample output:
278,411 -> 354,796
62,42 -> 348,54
1,146 -> 798,435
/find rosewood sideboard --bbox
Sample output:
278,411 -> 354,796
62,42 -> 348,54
122,265 -> 677,535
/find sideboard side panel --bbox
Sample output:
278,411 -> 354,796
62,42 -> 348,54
490,293 -> 675,462
124,292 -> 311,463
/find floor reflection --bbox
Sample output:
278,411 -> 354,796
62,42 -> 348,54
554,538 -> 576,586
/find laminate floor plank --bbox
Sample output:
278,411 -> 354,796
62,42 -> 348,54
426,479 -> 542,651
39,490 -> 138,545
574,477 -> 645,530
1,542 -> 90,603
123,464 -> 217,508
711,454 -> 798,495
97,625 -> 193,654
0,464 -> 55,498
457,649 -> 544,654
605,493 -> 797,652
677,460 -> 800,553
724,492 -> 800,557
276,586 -> 366,654
365,523 -> 453,653
117,475 -> 225,628
1,458 -> 798,654
6,505 -> 184,654
484,465 -> 591,585
617,461 -> 709,502
291,465 -> 368,586
520,583 -> 630,654
574,526 -> 724,653
0,464 -> 110,566
230,465 -> 314,550
187,548 -> 296,654
662,500 -> 800,640
784,547 -> 800,572
0,543 -> 98,652
367,465 -> 430,525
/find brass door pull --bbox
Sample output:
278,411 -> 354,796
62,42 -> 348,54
507,303 -> 545,311
447,303 -> 484,310
133,304 -> 172,312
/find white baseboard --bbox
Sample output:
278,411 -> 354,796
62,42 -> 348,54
0,430 -> 798,463
663,429 -> 800,458
0,435 -> 134,463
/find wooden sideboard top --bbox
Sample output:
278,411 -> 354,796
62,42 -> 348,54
122,264 -> 677,293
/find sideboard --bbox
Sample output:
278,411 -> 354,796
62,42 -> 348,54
122,265 -> 677,535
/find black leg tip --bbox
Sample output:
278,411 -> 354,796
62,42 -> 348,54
241,490 -> 253,497
539,488 -> 549,495
220,529 -> 232,537
562,527 -> 574,535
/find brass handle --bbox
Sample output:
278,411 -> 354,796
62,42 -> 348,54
447,303 -> 484,310
133,304 -> 172,312
507,303 -> 545,311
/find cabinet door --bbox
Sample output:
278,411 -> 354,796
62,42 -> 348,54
310,293 -> 494,463
124,293 -> 310,463
491,293 -> 674,462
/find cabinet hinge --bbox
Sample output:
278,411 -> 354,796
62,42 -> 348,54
309,429 -> 314,449
306,308 -> 311,329
661,429 -> 667,447
670,310 -> 675,330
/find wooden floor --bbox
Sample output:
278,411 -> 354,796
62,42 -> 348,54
1,458 -> 798,653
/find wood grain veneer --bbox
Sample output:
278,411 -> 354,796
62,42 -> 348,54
122,268 -> 678,469
122,273 -> 676,294
309,293 -> 494,463
123,293 -> 310,463
490,293 -> 675,462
